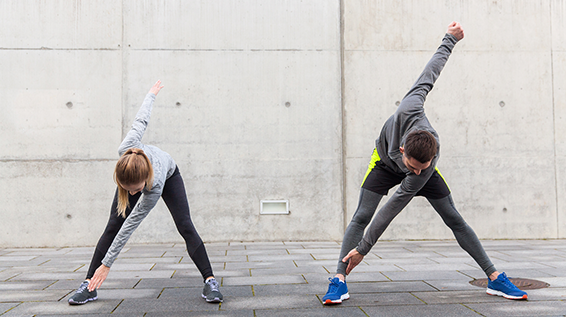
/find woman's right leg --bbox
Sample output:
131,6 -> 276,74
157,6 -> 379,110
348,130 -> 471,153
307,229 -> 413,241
85,189 -> 141,279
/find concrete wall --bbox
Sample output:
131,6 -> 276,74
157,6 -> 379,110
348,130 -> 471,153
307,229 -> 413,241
0,0 -> 564,247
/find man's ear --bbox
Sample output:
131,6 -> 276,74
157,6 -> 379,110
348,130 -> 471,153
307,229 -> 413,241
399,146 -> 405,155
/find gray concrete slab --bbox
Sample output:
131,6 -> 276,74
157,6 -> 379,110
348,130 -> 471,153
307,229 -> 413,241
467,300 -> 566,316
146,311 -> 254,317
253,283 -> 327,296
0,290 -> 70,302
223,275 -> 306,286
112,256 -> 184,264
0,303 -> 18,315
424,279 -> 484,291
1,240 -> 565,316
134,277 -> 203,289
48,278 -> 141,291
381,270 -> 472,281
255,307 -> 368,316
346,281 -> 438,294
33,313 -> 145,317
158,286 -> 253,298
113,298 -> 220,314
333,292 -> 425,307
361,303 -> 482,316
412,290 -> 503,304
250,266 -> 329,276
222,295 -> 320,310
247,254 -> 315,262
225,260 -> 297,270
2,300 -> 122,316
228,249 -> 289,256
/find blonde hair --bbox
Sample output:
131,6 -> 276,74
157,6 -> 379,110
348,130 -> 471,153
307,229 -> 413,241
114,148 -> 154,218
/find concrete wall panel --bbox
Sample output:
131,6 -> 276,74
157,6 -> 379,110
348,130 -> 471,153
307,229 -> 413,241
0,50 -> 123,160
0,0 -> 121,49
124,0 -> 339,50
552,0 -> 566,51
344,0 -> 550,52
121,49 -> 343,242
0,161 -> 116,247
554,51 -> 566,238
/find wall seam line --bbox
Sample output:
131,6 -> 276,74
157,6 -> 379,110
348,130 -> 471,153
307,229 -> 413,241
340,0 -> 347,235
549,1 -> 559,238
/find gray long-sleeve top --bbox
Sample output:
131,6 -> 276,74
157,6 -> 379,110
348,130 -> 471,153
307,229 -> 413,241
101,93 -> 177,267
356,34 -> 459,255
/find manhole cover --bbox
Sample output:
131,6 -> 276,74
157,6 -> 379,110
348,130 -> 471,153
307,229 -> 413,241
469,278 -> 550,290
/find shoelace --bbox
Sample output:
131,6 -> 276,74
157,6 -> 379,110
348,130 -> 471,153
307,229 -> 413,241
76,282 -> 89,294
208,279 -> 219,292
501,275 -> 517,289
327,278 -> 340,293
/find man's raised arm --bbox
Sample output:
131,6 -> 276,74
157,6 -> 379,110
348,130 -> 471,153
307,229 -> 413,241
399,22 -> 464,109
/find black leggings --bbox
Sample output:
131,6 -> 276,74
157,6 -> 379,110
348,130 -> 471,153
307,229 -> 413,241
86,167 -> 213,281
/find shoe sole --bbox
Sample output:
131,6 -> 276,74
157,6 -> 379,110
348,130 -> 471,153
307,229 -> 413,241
486,288 -> 528,300
323,293 -> 350,305
202,294 -> 223,303
68,296 -> 98,305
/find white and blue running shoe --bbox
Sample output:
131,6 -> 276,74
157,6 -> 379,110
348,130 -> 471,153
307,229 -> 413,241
486,272 -> 528,300
322,277 -> 350,305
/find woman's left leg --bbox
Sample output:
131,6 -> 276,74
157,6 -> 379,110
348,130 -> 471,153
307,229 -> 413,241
161,167 -> 213,281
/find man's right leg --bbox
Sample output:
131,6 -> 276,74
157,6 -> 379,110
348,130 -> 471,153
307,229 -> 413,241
336,188 -> 383,277
322,188 -> 382,305
69,189 -> 141,305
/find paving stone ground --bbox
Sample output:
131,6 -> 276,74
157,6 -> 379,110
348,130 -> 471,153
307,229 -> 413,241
1,240 -> 565,316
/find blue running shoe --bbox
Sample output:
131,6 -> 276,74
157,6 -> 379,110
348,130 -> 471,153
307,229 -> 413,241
322,277 -> 349,305
486,272 -> 528,300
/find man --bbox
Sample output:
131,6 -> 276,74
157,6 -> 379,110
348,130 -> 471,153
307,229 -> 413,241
322,22 -> 527,305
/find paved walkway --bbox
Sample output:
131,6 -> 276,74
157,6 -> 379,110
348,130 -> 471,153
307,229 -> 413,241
0,239 -> 565,316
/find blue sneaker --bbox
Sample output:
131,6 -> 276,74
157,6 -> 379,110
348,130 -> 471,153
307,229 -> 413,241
322,277 -> 349,305
486,272 -> 528,300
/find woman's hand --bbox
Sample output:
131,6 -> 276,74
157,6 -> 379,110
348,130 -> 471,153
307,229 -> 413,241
149,80 -> 164,95
342,248 -> 364,275
88,264 -> 110,291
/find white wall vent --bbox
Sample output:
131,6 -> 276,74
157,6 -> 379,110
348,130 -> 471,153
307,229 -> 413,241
260,200 -> 289,215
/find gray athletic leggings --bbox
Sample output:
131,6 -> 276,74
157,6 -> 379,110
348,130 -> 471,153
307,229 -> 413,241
337,188 -> 496,278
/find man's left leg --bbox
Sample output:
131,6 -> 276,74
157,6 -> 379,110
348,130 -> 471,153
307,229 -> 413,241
423,171 -> 527,300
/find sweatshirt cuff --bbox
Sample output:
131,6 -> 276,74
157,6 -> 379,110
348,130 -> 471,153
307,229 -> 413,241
101,257 -> 113,268
445,33 -> 459,44
356,242 -> 371,256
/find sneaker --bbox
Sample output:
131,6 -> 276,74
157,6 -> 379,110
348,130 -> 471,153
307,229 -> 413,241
322,277 -> 349,305
202,278 -> 223,303
68,281 -> 98,305
486,272 -> 528,300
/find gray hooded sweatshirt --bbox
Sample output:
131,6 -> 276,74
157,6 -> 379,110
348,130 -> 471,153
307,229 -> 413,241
102,93 -> 177,267
356,34 -> 459,255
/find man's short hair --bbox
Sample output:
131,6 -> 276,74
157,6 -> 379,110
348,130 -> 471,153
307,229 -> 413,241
403,130 -> 437,163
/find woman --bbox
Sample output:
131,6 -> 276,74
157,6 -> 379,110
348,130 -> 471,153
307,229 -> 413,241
68,81 -> 222,305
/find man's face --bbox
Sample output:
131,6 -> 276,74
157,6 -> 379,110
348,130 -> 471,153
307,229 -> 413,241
399,147 -> 431,176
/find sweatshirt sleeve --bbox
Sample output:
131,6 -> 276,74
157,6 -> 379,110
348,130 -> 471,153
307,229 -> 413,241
398,34 -> 458,113
118,93 -> 156,155
101,190 -> 161,267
